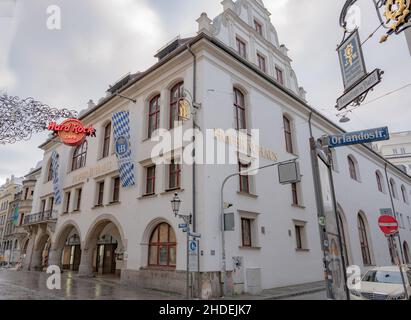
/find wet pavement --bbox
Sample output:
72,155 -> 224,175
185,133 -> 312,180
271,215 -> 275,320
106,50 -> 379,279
0,270 -> 183,300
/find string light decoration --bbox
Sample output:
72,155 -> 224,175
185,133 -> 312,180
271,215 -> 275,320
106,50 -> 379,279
0,94 -> 78,145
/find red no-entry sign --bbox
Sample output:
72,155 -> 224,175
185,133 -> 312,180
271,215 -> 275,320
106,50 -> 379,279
378,215 -> 399,235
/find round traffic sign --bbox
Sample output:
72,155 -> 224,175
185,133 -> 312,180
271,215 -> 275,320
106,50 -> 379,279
378,215 -> 399,235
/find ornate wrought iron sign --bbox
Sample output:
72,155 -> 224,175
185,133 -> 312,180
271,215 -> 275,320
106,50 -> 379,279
340,0 -> 411,43
0,94 -> 78,145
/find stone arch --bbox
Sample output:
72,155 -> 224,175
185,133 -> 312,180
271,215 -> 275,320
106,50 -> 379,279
336,204 -> 352,266
49,220 -> 82,270
32,230 -> 52,271
78,214 -> 127,277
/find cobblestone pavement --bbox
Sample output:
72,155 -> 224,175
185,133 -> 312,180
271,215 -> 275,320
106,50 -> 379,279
0,270 -> 183,300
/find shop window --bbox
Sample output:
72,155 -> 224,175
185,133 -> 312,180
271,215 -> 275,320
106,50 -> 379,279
148,223 -> 176,267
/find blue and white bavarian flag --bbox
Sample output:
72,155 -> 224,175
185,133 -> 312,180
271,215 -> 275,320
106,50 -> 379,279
51,150 -> 62,205
112,111 -> 136,188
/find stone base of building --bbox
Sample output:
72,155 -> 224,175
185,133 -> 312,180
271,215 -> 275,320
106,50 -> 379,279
121,269 -> 223,299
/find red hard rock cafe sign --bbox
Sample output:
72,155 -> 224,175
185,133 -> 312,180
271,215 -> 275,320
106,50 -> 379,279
47,119 -> 96,147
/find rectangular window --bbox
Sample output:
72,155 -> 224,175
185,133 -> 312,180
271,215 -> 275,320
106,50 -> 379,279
276,67 -> 284,85
49,197 -> 54,213
291,183 -> 299,205
239,163 -> 250,194
64,192 -> 71,214
241,218 -> 252,247
40,199 -> 46,213
146,166 -> 156,195
97,182 -> 104,206
254,20 -> 263,36
74,188 -> 82,211
112,177 -> 120,203
24,188 -> 29,200
236,37 -> 247,59
295,224 -> 307,250
257,53 -> 266,72
168,160 -> 181,190
102,123 -> 111,158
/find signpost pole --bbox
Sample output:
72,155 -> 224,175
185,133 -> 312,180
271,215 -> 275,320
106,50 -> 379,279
393,234 -> 409,300
186,221 -> 190,300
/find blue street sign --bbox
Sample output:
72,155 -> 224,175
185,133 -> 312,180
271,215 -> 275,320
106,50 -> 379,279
179,224 -> 188,229
189,240 -> 197,252
328,127 -> 389,148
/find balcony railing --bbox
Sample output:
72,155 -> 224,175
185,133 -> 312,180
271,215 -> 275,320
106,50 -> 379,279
22,210 -> 57,226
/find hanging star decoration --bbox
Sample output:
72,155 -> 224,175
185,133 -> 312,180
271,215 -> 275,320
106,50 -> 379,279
0,94 -> 78,145
380,0 -> 411,42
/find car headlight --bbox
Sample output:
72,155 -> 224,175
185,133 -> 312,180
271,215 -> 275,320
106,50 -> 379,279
388,293 -> 406,300
350,289 -> 361,297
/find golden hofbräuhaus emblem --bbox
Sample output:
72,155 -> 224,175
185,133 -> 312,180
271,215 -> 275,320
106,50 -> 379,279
344,43 -> 357,66
381,0 -> 411,42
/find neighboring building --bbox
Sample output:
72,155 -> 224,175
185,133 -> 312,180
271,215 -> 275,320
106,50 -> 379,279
23,0 -> 411,298
0,175 -> 23,264
373,131 -> 411,175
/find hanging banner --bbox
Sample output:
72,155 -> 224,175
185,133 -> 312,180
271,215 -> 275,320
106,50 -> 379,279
112,111 -> 136,188
337,30 -> 367,91
51,150 -> 62,205
12,204 -> 19,226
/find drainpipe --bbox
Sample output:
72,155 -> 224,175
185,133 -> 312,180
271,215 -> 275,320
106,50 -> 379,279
187,44 -> 199,298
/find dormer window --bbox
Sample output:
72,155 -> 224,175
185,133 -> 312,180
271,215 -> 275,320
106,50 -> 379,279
254,20 -> 263,36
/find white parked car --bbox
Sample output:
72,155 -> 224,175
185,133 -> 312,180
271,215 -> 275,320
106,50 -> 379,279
350,266 -> 411,300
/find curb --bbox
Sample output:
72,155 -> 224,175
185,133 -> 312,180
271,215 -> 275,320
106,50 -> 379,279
262,287 -> 326,300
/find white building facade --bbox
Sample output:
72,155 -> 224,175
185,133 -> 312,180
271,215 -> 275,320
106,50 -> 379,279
23,0 -> 411,298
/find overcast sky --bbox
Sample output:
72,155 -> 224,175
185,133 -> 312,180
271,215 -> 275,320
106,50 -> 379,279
0,0 -> 410,185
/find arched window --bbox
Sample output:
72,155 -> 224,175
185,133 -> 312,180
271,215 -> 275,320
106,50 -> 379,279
376,171 -> 384,193
357,214 -> 372,266
148,223 -> 176,267
47,161 -> 53,182
338,212 -> 349,266
169,82 -> 184,129
148,95 -> 160,138
72,141 -> 88,171
283,115 -> 294,154
234,88 -> 246,130
401,185 -> 408,203
102,122 -> 111,158
348,156 -> 358,181
390,178 -> 398,199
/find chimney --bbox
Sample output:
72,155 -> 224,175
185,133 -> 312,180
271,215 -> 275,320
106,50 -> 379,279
197,12 -> 212,35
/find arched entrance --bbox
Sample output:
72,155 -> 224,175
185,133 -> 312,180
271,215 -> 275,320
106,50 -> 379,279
32,233 -> 51,271
80,216 -> 125,277
50,222 -> 82,272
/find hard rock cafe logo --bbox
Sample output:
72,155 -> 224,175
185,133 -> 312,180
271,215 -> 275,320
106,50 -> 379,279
47,118 -> 96,147
381,0 -> 411,42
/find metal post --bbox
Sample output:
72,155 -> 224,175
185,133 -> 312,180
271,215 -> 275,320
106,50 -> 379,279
186,223 -> 190,300
309,137 -> 333,299
392,235 -> 409,300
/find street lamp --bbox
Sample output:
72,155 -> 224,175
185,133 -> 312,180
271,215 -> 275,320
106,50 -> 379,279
170,193 -> 191,300
171,193 -> 182,217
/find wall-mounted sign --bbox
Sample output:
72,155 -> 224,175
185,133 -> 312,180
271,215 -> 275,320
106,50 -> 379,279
178,98 -> 191,121
337,30 -> 367,90
48,119 -> 95,147
328,127 -> 390,148
336,69 -> 382,111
